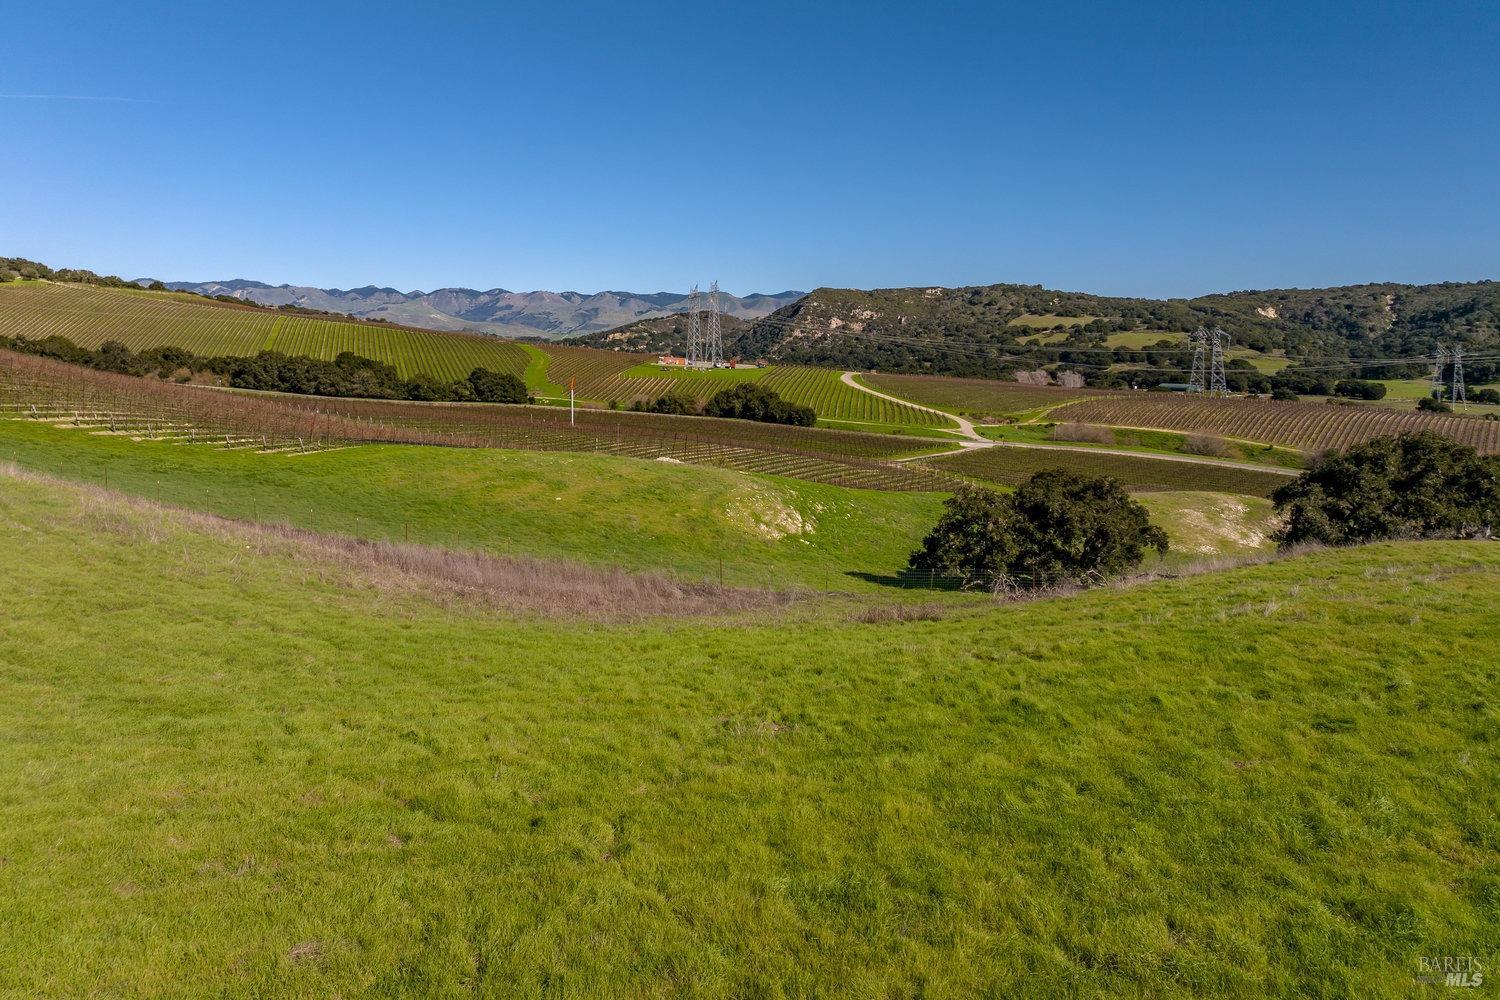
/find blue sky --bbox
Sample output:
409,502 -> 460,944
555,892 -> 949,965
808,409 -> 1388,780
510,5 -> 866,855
3,1 -> 1495,297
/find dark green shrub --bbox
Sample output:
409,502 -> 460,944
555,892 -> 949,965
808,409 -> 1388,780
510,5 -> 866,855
703,383 -> 815,426
1334,379 -> 1387,400
467,368 -> 527,404
909,471 -> 1168,591
1270,432 -> 1500,548
637,393 -> 699,415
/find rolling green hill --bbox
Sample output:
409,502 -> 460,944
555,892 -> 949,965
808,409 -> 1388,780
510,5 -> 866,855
1,466 -> 1494,997
0,418 -> 944,592
0,415 -> 1284,589
926,443 -> 1291,496
698,280 -> 1500,380
0,282 -> 949,428
0,280 -> 531,382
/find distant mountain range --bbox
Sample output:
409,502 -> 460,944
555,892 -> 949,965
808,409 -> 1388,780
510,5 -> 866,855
151,279 -> 804,339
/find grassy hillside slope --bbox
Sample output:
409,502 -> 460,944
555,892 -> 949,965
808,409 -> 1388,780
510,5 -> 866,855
0,283 -> 948,428
0,281 -> 531,381
926,443 -> 1292,496
734,281 -> 1500,377
1,473 -> 1495,997
0,419 -> 1282,587
0,419 -> 943,592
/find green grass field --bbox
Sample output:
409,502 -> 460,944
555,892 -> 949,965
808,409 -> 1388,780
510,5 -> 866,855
2,469 -> 1495,997
517,343 -> 564,396
1104,330 -> 1181,349
925,442 -> 1293,496
1007,313 -> 1094,329
1018,331 -> 1070,345
1234,348 -> 1292,373
2,310 -> 1497,995
0,416 -> 1290,583
1377,379 -> 1441,400
1370,379 -> 1500,417
0,418 -> 943,593
1101,334 -> 1289,374
977,422 -> 1307,469
0,281 -> 532,382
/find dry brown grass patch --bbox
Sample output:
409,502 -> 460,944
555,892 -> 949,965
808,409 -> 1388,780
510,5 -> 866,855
1051,422 -> 1115,444
1182,433 -> 1233,457
1,463 -> 796,621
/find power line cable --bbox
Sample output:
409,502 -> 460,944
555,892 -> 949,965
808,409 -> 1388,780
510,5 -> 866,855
728,314 -> 1500,374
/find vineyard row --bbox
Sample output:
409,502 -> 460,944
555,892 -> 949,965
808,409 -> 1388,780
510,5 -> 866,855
1059,395 -> 1500,455
534,344 -> 953,426
0,282 -> 531,382
0,351 -> 958,493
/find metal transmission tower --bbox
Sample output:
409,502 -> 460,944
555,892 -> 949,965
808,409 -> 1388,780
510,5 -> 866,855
1452,345 -> 1466,406
1187,328 -> 1208,393
1209,327 -> 1230,396
684,285 -> 703,366
1431,346 -> 1450,401
705,281 -> 725,366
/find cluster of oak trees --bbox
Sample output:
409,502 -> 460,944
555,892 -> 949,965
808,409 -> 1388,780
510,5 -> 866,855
634,383 -> 816,426
910,432 -> 1499,593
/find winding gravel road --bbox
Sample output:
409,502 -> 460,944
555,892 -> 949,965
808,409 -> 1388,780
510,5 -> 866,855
840,371 -> 1298,476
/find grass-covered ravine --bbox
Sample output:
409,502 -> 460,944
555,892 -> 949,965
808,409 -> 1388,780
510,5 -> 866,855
0,418 -> 1284,589
0,471 -> 1495,997
0,418 -> 944,593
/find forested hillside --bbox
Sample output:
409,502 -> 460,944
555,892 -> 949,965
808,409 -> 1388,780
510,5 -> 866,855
572,281 -> 1500,380
0,255 -> 144,290
571,311 -> 751,354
